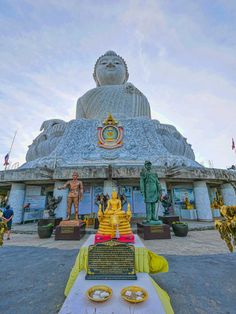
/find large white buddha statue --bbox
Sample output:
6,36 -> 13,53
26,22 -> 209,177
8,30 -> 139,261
22,50 -> 200,169
76,50 -> 151,120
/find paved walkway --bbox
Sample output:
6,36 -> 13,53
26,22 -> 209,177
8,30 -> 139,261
5,228 -> 229,255
2,225 -> 235,314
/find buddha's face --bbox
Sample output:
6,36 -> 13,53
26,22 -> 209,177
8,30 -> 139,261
111,191 -> 118,199
95,56 -> 126,86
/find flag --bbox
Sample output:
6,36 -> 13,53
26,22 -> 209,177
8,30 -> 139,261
232,138 -> 235,150
3,153 -> 9,166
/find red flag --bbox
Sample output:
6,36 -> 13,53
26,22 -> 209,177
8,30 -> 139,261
232,138 -> 235,150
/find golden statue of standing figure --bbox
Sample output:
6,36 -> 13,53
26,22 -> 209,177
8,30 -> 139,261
95,191 -> 134,243
58,171 -> 83,220
215,205 -> 236,252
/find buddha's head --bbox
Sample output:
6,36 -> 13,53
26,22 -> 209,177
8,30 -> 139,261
111,191 -> 118,199
93,51 -> 129,86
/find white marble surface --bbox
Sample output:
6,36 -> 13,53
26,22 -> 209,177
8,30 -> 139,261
103,180 -> 118,197
221,183 -> 236,205
59,271 -> 165,314
21,118 -> 199,169
8,183 -> 26,223
53,181 -> 69,219
194,181 -> 213,221
25,185 -> 41,196
181,209 -> 198,220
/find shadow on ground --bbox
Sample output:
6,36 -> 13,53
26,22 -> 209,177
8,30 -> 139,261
0,246 -> 235,314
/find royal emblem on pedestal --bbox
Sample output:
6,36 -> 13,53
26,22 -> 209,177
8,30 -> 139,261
97,113 -> 123,149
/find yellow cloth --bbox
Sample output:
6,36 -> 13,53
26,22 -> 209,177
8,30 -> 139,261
65,246 -> 169,297
150,276 -> 174,314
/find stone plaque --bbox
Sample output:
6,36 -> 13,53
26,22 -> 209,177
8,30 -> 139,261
86,240 -> 137,280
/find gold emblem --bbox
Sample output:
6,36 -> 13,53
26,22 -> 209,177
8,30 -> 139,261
98,113 -> 123,149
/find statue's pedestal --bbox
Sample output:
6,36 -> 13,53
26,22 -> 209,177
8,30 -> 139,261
137,223 -> 171,240
158,215 -> 179,225
95,233 -> 134,244
55,220 -> 86,240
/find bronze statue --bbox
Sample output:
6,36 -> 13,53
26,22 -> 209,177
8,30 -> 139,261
47,195 -> 62,217
58,171 -> 83,220
95,193 -> 109,213
161,194 -> 172,216
140,161 -> 163,224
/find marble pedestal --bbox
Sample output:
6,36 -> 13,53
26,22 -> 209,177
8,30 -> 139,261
137,223 -> 171,240
55,220 -> 86,240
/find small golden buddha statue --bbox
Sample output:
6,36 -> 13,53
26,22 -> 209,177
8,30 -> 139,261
218,195 -> 224,207
216,192 -> 224,207
95,191 -> 134,243
184,197 -> 193,210
211,197 -> 219,209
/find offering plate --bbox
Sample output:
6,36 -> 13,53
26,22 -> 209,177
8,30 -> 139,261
86,285 -> 112,302
121,286 -> 148,303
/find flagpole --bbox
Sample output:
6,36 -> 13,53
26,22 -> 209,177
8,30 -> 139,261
4,130 -> 17,170
9,130 -> 17,155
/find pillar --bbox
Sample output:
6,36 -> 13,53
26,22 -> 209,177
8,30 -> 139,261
103,180 -> 117,198
53,182 -> 68,219
221,183 -> 236,205
194,181 -> 212,221
158,179 -> 168,216
8,183 -> 26,223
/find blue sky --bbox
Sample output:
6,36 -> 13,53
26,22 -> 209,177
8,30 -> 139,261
0,0 -> 236,169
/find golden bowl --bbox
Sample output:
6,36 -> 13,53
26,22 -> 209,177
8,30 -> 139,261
86,285 -> 112,303
121,286 -> 148,303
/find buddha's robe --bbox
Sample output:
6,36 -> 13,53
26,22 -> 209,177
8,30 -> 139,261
76,83 -> 151,120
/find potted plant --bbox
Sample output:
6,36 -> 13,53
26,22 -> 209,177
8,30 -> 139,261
172,221 -> 188,237
37,223 -> 54,239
